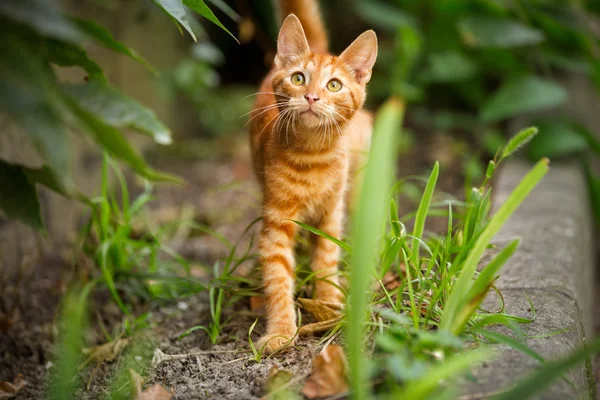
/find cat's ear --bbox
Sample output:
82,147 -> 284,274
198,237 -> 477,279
339,30 -> 378,84
275,14 -> 310,66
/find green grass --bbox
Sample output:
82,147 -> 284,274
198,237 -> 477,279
48,123 -> 600,400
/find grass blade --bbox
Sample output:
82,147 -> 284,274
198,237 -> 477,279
292,220 -> 352,254
494,338 -> 600,400
440,158 -> 549,334
347,97 -> 404,400
411,161 -> 439,268
392,347 -> 493,399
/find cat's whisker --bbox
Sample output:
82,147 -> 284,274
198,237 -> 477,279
257,108 -> 286,142
242,91 -> 292,100
243,104 -> 288,127
241,101 -> 287,119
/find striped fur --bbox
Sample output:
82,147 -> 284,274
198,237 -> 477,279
250,10 -> 377,353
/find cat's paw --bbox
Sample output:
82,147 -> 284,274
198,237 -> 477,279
256,332 -> 296,354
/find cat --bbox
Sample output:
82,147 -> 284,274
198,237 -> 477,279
248,0 -> 378,353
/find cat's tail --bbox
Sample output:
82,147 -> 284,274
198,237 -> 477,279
277,0 -> 328,53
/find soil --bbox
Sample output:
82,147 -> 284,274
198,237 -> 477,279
0,130 -> 467,399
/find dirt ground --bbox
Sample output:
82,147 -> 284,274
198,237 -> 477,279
0,131 -> 473,399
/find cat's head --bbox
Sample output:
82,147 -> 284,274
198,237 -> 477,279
271,14 -> 377,131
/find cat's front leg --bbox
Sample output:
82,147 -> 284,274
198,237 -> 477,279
311,195 -> 345,304
256,206 -> 299,354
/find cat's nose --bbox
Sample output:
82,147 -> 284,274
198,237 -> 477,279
304,93 -> 320,105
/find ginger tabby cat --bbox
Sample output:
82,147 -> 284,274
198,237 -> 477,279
249,0 -> 378,353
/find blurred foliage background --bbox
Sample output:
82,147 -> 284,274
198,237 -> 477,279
1,0 -> 600,237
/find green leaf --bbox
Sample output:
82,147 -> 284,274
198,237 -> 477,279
62,81 -> 172,145
0,160 -> 44,231
420,51 -> 478,83
0,36 -> 72,186
154,0 -> 198,41
205,0 -> 240,22
352,1 -> 417,32
43,39 -> 105,81
458,16 -> 544,48
495,338 -> 600,400
0,0 -> 83,43
183,0 -> 238,43
63,94 -> 182,184
394,348 -> 494,399
480,76 -> 567,123
527,120 -> 587,160
584,161 -> 600,222
348,97 -> 404,400
69,17 -> 156,74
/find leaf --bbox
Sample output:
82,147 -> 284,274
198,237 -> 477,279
135,385 -> 175,400
0,373 -> 26,398
81,338 -> 129,369
265,367 -> 300,400
43,39 -> 105,81
70,17 -> 156,74
0,160 -> 44,231
0,0 -> 83,43
352,1 -> 417,32
585,162 -> 600,222
205,0 -> 240,22
393,348 -> 493,398
527,120 -> 587,160
480,76 -> 567,123
131,369 -> 174,400
495,338 -> 600,400
420,51 -> 478,83
0,36 -> 71,185
154,0 -> 198,41
62,94 -> 182,184
183,0 -> 238,43
302,345 -> 349,399
458,16 -> 544,48
298,298 -> 343,322
299,317 -> 343,336
62,81 -> 172,145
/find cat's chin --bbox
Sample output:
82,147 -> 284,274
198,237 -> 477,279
297,111 -> 324,129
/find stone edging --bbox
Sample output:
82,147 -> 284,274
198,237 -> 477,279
465,160 -> 596,399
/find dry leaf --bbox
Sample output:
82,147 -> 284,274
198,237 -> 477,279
81,338 -> 129,368
135,385 -> 175,400
382,271 -> 401,291
301,345 -> 348,399
0,373 -> 26,398
299,316 -> 343,337
297,298 -> 343,322
130,369 -> 174,400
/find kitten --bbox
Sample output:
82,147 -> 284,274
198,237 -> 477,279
249,0 -> 378,353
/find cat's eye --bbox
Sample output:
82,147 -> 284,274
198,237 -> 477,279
291,72 -> 305,86
327,79 -> 342,92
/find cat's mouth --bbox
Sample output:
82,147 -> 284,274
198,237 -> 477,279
300,107 -> 319,117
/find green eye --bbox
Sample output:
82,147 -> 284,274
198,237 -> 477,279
327,79 -> 342,92
291,73 -> 305,85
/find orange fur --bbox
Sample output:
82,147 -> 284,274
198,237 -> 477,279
249,8 -> 378,353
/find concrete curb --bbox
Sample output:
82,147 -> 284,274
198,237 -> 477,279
465,160 -> 596,399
